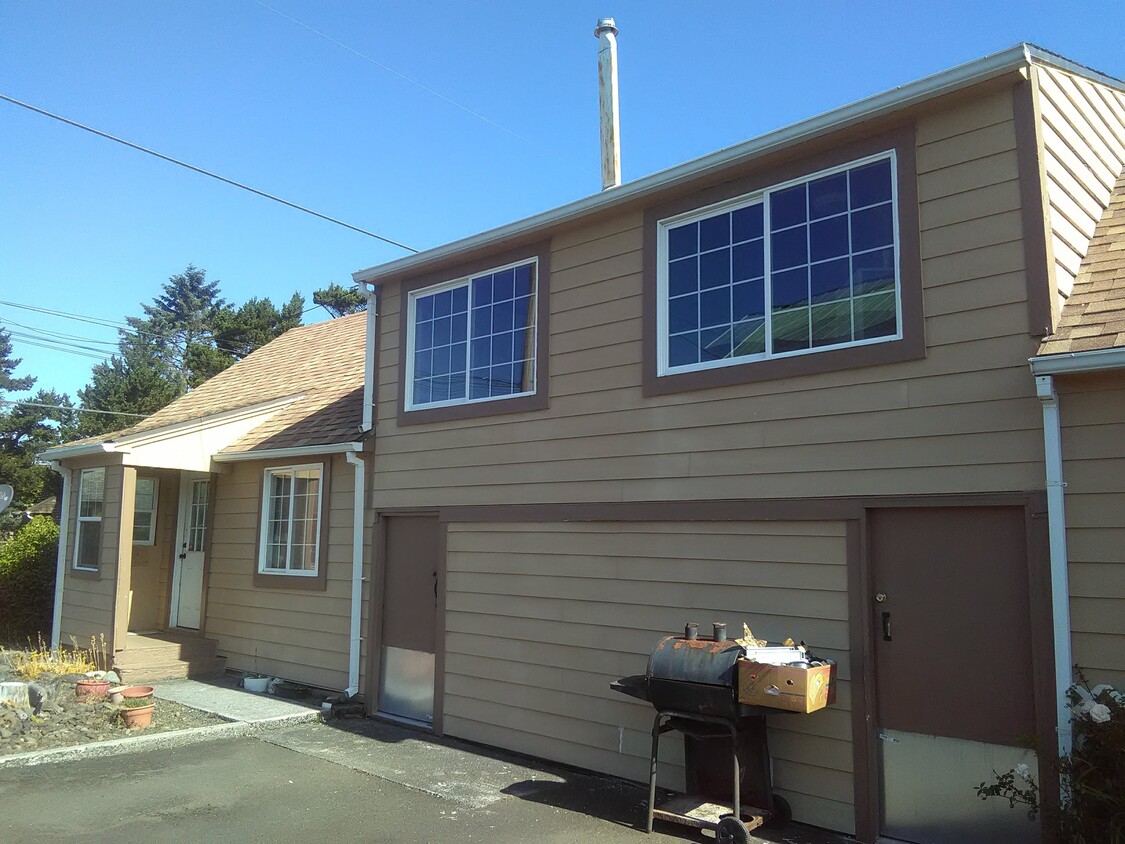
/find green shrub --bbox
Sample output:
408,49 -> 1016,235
0,516 -> 59,640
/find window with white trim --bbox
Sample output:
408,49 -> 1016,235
73,468 -> 105,571
658,152 -> 901,374
258,464 -> 323,576
406,259 -> 537,410
132,477 -> 158,545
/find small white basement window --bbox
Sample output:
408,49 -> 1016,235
257,464 -> 323,577
405,258 -> 538,410
657,152 -> 902,375
132,477 -> 158,545
73,467 -> 105,571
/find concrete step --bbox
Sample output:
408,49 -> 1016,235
116,656 -> 227,685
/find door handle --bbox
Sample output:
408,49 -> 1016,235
179,552 -> 187,560
882,611 -> 892,642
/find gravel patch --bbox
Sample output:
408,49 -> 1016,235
1,652 -> 225,757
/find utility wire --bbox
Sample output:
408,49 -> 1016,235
255,1 -> 583,172
0,298 -> 319,359
0,92 -> 419,253
0,399 -> 147,418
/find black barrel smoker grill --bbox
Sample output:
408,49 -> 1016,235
611,622 -> 793,844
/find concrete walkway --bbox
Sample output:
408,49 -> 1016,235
154,677 -> 321,724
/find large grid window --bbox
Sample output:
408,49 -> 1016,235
659,153 -> 900,374
73,468 -> 105,571
132,477 -> 158,545
258,465 -> 322,576
407,259 -> 537,409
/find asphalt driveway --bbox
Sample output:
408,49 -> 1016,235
0,718 -> 848,843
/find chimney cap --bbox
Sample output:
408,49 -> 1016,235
594,18 -> 618,38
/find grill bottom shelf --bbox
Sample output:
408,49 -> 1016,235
653,795 -> 767,830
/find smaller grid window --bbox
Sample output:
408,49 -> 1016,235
132,477 -> 159,545
188,479 -> 208,552
258,465 -> 322,576
408,260 -> 537,410
74,468 -> 105,571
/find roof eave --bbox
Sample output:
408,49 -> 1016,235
212,441 -> 365,463
353,43 -> 1034,285
38,441 -> 123,462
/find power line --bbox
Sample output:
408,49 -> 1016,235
255,1 -> 584,173
0,399 -> 147,418
0,92 -> 419,253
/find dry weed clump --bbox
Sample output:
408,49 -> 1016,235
3,633 -> 107,679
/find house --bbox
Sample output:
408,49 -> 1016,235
43,44 -> 1124,844
42,311 -> 373,691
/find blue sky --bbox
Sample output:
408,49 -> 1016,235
1,1 -> 1122,403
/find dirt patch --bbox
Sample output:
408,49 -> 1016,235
1,652 -> 225,757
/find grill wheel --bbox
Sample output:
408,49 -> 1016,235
716,815 -> 750,844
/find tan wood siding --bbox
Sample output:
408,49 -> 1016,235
59,463 -> 120,652
371,89 -> 1045,512
1036,65 -> 1125,307
204,453 -> 359,690
1060,374 -> 1125,689
442,520 -> 854,834
126,469 -> 178,631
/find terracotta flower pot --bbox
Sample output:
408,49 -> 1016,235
120,704 -> 154,729
121,685 -> 155,699
76,679 -> 111,702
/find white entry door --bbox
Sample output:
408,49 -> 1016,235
170,473 -> 209,630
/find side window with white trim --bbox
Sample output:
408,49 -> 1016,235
74,468 -> 105,571
257,464 -> 323,576
132,477 -> 158,545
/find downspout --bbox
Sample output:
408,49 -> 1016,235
49,461 -> 72,651
344,281 -> 377,698
345,449 -> 366,698
1035,374 -> 1073,757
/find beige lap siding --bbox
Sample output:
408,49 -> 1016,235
442,520 -> 854,835
1035,65 -> 1125,306
59,461 -> 121,649
204,453 -> 359,690
1059,373 -> 1125,690
371,86 -> 1046,510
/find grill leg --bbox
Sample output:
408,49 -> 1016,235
647,711 -> 663,834
729,721 -> 741,821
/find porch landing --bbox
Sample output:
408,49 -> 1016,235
114,631 -> 226,684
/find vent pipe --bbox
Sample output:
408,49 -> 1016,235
595,18 -> 621,190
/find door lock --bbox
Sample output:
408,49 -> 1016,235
875,592 -> 888,603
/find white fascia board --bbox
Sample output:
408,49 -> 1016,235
1029,348 -> 1125,375
37,441 -> 123,461
115,393 -> 304,448
353,44 -> 1032,285
212,441 -> 365,463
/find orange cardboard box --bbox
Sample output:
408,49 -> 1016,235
737,659 -> 834,713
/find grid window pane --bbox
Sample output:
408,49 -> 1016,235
664,155 -> 899,372
76,521 -> 102,570
411,262 -> 537,408
78,468 -> 105,518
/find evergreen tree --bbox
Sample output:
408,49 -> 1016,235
76,343 -> 182,438
313,282 -> 367,318
0,328 -> 35,395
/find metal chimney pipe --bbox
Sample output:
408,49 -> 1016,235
594,18 -> 621,190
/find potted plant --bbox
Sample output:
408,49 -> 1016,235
75,672 -> 111,702
120,695 -> 155,729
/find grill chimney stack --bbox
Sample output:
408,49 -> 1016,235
594,18 -> 621,191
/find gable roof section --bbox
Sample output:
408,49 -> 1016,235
1038,169 -> 1125,356
46,312 -> 367,459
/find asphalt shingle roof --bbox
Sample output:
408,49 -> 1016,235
62,312 -> 366,453
1038,169 -> 1125,356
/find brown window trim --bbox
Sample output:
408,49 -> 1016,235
396,240 -> 551,426
251,457 -> 332,591
642,125 -> 925,397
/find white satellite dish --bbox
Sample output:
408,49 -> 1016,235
0,484 -> 13,515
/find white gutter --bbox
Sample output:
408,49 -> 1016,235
48,462 -> 72,651
344,450 -> 366,698
212,441 -> 364,463
354,43 -> 1035,285
1034,374 -> 1074,757
1030,347 -> 1125,375
357,281 -> 378,433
